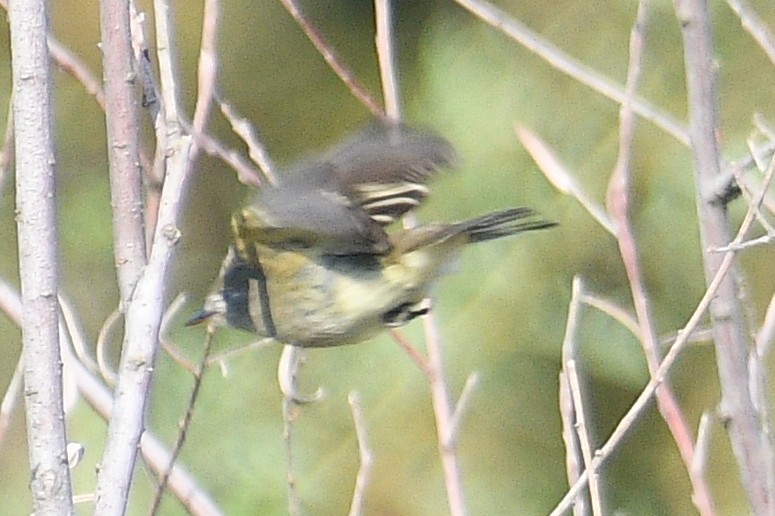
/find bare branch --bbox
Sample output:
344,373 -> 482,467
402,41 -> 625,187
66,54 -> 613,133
278,345 -> 321,515
607,2 -> 714,513
559,276 -> 588,516
347,391 -> 373,516
181,118 -> 265,187
566,360 -> 603,516
100,0 -> 147,306
374,0 -> 400,122
278,0 -> 384,118
725,0 -> 775,66
453,0 -> 689,145
149,329 -> 215,515
551,245 -> 739,515
217,99 -> 277,185
96,307 -> 121,385
58,296 -> 100,375
692,412 -> 715,480
389,329 -> 433,379
278,345 -> 323,405
10,0 -> 74,511
448,372 -> 480,446
0,279 -> 225,515
516,125 -> 616,236
674,1 -> 773,512
192,0 -> 220,134
94,0 -> 195,511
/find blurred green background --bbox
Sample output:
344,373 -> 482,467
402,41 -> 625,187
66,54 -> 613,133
1,0 -> 775,514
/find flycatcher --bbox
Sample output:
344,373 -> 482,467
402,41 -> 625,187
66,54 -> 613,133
188,123 -> 555,347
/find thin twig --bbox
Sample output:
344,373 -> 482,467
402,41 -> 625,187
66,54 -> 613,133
559,276 -> 588,516
158,293 -> 195,375
550,246 -> 738,515
453,0 -> 689,145
0,356 -> 23,449
278,345 -> 323,405
191,0 -> 220,135
515,125 -> 617,236
278,345 -> 322,516
566,360 -> 603,516
716,151 -> 775,253
149,328 -> 216,515
756,292 -> 775,359
374,0 -> 400,122
725,0 -> 775,66
553,131 -> 775,511
388,329 -> 433,379
282,392 -> 303,516
692,412 -> 714,482
0,98 -> 13,198
217,98 -> 277,185
278,0 -> 384,118
579,293 -> 641,338
0,279 -> 224,515
347,391 -> 373,516
207,338 -> 274,371
558,371 -> 586,516
129,1 -> 164,248
58,295 -> 100,375
375,0 -> 467,513
181,119 -> 265,186
448,372 -> 480,446
607,2 -> 713,513
95,307 -> 122,385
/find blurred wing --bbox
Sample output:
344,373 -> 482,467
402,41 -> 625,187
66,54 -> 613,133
234,181 -> 391,255
235,123 -> 456,255
288,123 -> 457,226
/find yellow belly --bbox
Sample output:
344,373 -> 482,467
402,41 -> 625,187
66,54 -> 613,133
251,246 -> 442,347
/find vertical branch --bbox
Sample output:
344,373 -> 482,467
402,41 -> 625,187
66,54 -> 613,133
559,277 -> 591,516
674,0 -> 773,513
100,0 -> 147,305
9,0 -> 75,512
95,0 -> 194,513
374,1 -> 467,515
0,280 -> 224,516
93,0 -> 149,511
191,0 -> 220,134
374,0 -> 399,121
607,2 -> 714,514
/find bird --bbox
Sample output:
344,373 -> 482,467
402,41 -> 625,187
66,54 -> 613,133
187,122 -> 556,347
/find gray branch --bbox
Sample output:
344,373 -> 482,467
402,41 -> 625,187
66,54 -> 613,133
9,0 -> 75,512
674,0 -> 774,513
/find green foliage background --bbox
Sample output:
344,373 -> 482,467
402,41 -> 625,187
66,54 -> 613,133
1,0 -> 774,514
